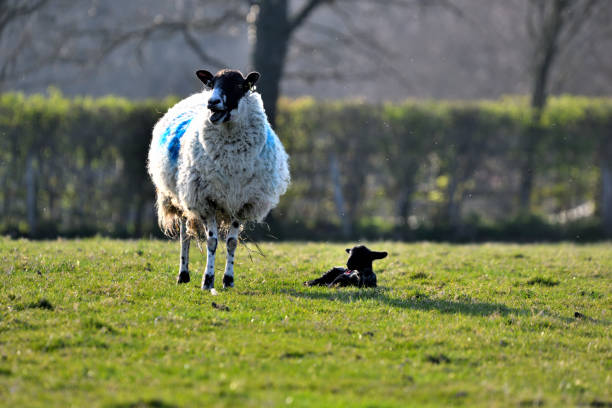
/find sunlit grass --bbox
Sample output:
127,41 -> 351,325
0,238 -> 610,407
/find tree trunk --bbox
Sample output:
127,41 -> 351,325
518,156 -> 534,212
1,167 -> 8,217
530,34 -> 559,111
329,152 -> 351,238
133,192 -> 146,237
519,0 -> 565,212
396,183 -> 414,228
602,137 -> 612,237
249,0 -> 290,128
518,123 -> 540,212
3,136 -> 18,219
521,25 -> 556,211
25,153 -> 37,236
394,182 -> 415,240
446,174 -> 461,230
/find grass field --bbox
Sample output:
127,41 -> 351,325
0,238 -> 610,407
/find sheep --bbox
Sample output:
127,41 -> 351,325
304,245 -> 388,288
147,69 -> 290,290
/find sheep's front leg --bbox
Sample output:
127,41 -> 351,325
202,218 -> 218,290
177,218 -> 191,284
223,220 -> 241,288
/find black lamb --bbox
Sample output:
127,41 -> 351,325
304,245 -> 388,288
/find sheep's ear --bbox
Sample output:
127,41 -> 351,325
345,248 -> 351,254
244,71 -> 260,90
371,251 -> 387,260
196,70 -> 214,87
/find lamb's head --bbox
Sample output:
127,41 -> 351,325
196,69 -> 260,125
345,245 -> 387,271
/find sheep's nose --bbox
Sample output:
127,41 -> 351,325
208,98 -> 221,107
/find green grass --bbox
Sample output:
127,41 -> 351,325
0,238 -> 610,407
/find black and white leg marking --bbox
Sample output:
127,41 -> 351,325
202,218 -> 218,290
177,218 -> 190,284
223,220 -> 240,288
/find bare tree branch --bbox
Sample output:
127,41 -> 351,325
182,28 -> 227,68
0,0 -> 50,86
284,67 -> 380,84
558,0 -> 599,44
67,9 -> 244,68
297,11 -> 414,90
0,0 -> 47,34
289,0 -> 328,32
0,2 -> 246,88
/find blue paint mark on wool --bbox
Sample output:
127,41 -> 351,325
168,119 -> 191,161
262,124 -> 275,156
159,112 -> 193,163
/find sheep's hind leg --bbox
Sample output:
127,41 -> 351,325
202,218 -> 218,290
304,267 -> 346,286
223,220 -> 240,288
177,218 -> 191,284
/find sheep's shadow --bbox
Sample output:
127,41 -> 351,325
283,287 -> 608,325
282,287 -> 524,317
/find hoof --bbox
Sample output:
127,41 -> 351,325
223,275 -> 234,288
177,271 -> 190,284
201,274 -> 214,290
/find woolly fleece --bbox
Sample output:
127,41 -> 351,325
148,90 -> 290,234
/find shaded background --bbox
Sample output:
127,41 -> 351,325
1,0 -> 611,241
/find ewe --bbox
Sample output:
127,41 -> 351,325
148,69 -> 290,290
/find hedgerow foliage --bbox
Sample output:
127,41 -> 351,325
1,90 -> 611,240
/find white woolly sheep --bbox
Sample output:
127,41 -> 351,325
147,69 -> 290,290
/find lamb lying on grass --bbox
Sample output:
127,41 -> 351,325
304,245 -> 388,288
148,69 -> 290,290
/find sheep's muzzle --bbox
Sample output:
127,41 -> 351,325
209,108 -> 228,124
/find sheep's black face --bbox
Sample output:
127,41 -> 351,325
196,69 -> 260,125
345,245 -> 387,271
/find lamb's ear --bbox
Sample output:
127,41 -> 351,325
345,248 -> 351,254
244,71 -> 260,90
371,251 -> 388,260
196,70 -> 214,87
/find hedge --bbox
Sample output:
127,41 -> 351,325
1,90 -> 611,240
